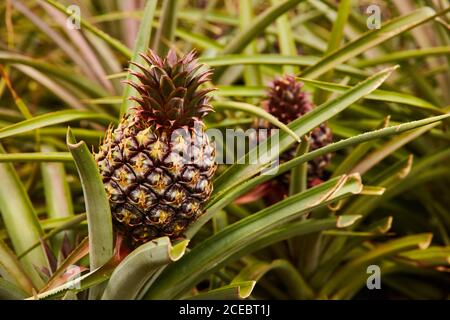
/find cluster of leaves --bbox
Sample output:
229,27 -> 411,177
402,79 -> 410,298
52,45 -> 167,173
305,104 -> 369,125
0,0 -> 449,300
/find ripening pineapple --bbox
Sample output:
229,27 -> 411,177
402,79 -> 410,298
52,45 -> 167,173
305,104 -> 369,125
255,75 -> 333,201
264,75 -> 332,186
94,50 -> 217,246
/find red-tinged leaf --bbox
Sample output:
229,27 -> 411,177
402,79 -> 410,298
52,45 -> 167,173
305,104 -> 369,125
234,183 -> 271,204
39,238 -> 57,273
60,233 -> 73,260
40,238 -> 89,292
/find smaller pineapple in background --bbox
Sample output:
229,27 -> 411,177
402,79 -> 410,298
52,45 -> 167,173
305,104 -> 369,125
95,50 -> 217,246
251,75 -> 333,203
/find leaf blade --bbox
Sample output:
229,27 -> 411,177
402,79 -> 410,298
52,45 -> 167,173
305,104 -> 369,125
0,110 -> 115,140
121,0 -> 158,115
66,128 -> 113,299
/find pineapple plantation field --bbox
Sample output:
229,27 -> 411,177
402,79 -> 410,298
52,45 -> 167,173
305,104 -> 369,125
0,0 -> 449,301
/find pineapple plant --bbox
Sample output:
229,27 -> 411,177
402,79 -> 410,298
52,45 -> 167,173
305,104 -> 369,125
94,50 -> 217,245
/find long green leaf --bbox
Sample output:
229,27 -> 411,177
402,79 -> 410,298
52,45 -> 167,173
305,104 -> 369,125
301,7 -> 438,79
399,246 -> 450,267
0,111 -> 114,140
43,0 -> 132,58
332,117 -> 390,177
12,0 -> 95,82
0,239 -> 34,294
272,0 -> 297,74
14,65 -> 87,111
102,237 -> 188,300
215,86 -> 265,97
352,147 -> 450,217
289,139 -> 309,195
0,52 -> 109,98
30,260 -> 116,300
272,117 -> 449,188
322,233 -> 433,299
0,152 -> 72,162
13,127 -> 104,140
325,0 -> 351,54
18,214 -> 87,260
121,0 -> 157,116
0,145 -> 46,288
341,155 -> 413,220
0,278 -> 29,300
212,101 -> 300,142
232,259 -> 313,299
299,77 -> 442,113
40,144 -> 74,251
200,54 -> 366,76
239,0 -> 262,87
221,0 -> 304,55
355,46 -> 450,68
187,281 -> 255,300
351,124 -> 437,175
66,128 -> 113,299
314,0 -> 351,104
152,0 -> 178,55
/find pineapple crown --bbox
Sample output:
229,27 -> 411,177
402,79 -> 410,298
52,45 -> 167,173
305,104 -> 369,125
126,49 -> 214,129
263,75 -> 313,125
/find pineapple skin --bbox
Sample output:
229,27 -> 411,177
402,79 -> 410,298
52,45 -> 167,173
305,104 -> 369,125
95,50 -> 217,245
96,115 -> 216,245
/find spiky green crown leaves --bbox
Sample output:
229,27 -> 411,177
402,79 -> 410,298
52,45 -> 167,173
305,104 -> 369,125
126,50 -> 214,129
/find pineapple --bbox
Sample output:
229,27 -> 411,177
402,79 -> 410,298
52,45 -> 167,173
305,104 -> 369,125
95,50 -> 217,246
255,75 -> 333,202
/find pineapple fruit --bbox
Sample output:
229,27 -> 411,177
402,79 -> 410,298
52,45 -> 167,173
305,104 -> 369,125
95,50 -> 217,246
256,75 -> 333,201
